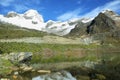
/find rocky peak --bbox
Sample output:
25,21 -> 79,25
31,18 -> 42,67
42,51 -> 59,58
6,11 -> 19,18
102,9 -> 117,15
102,10 -> 120,29
102,9 -> 120,20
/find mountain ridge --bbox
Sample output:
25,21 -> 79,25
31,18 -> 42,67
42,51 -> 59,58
0,9 -> 92,36
0,9 -> 120,39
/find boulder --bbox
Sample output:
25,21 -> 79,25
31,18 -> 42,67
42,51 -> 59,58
8,52 -> 32,64
81,60 -> 97,69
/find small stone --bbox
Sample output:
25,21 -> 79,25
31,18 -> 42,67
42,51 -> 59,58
37,70 -> 51,74
23,66 -> 33,71
14,71 -> 19,75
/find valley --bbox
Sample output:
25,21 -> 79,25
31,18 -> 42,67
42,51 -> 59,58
0,9 -> 120,80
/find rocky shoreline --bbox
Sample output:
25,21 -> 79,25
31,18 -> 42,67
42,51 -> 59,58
0,52 -> 120,80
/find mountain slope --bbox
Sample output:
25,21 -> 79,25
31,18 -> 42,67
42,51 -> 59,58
87,10 -> 120,41
0,9 -> 78,36
0,22 -> 48,39
87,13 -> 116,34
65,10 -> 120,45
0,9 -> 120,39
66,20 -> 91,37
68,10 -> 120,38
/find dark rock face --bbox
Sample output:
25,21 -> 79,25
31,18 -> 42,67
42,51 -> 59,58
87,13 -> 116,34
68,10 -> 120,40
87,11 -> 120,40
66,22 -> 90,37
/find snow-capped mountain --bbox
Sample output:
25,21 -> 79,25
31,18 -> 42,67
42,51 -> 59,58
0,9 -> 92,36
23,9 -> 44,23
0,10 -> 46,31
45,20 -> 76,35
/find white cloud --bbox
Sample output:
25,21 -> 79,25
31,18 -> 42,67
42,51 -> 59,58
81,0 -> 120,18
57,8 -> 81,21
0,0 -> 43,13
0,0 -> 13,7
103,0 -> 120,11
57,0 -> 120,21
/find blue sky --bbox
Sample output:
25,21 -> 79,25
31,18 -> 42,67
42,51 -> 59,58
0,0 -> 120,22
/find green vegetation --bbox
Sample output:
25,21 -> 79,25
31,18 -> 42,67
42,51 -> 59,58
0,58 -> 13,75
0,22 -> 48,39
0,42 -> 120,64
0,42 -> 97,53
0,42 -> 99,63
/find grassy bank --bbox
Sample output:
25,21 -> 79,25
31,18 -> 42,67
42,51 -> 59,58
0,42 -> 120,64
0,23 -> 48,39
0,42 -> 97,53
0,42 -> 98,63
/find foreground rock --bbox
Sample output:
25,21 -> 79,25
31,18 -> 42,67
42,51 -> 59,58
19,64 -> 33,72
8,52 -> 32,64
32,70 -> 76,80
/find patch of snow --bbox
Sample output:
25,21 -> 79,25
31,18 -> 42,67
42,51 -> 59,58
81,18 -> 93,23
68,18 -> 81,23
45,21 -> 76,36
